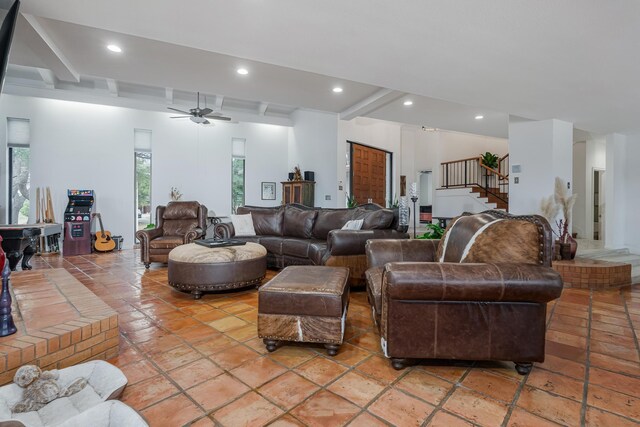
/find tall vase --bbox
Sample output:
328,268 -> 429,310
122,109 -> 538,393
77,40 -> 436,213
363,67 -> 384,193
398,197 -> 409,233
567,234 -> 578,259
0,239 -> 16,337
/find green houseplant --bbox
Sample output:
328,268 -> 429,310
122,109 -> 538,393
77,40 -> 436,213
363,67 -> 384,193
480,152 -> 499,170
415,223 -> 445,239
346,194 -> 358,208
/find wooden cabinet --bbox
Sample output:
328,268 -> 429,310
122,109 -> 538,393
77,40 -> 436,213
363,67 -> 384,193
282,181 -> 315,207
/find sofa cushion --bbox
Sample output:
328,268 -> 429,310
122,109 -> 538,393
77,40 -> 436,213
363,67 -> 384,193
361,209 -> 394,229
283,205 -> 318,239
163,201 -> 199,220
437,213 -> 541,264
282,238 -> 325,258
308,242 -> 328,265
257,236 -> 283,255
230,213 -> 256,236
312,210 -> 353,239
237,206 -> 284,236
162,220 -> 197,236
149,235 -> 183,249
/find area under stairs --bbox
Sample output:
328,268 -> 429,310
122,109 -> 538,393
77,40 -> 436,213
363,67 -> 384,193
577,247 -> 640,284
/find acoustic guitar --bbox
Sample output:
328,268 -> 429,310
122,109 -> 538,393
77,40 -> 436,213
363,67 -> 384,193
93,213 -> 116,252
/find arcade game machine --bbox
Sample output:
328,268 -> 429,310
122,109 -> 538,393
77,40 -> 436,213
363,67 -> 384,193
63,190 -> 94,256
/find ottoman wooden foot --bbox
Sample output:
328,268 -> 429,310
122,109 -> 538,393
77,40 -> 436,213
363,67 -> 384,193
264,339 -> 278,352
325,344 -> 340,356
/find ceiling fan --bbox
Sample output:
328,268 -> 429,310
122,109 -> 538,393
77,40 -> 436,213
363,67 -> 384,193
168,92 -> 231,125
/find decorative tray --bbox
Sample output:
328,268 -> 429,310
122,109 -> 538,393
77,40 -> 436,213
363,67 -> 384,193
195,239 -> 247,248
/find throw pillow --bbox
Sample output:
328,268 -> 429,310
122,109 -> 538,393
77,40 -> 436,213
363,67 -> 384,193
341,219 -> 364,230
231,213 -> 256,237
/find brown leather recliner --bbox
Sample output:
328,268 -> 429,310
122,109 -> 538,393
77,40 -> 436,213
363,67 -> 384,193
365,210 -> 563,374
136,201 -> 207,268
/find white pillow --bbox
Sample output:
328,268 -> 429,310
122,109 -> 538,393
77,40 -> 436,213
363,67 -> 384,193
231,213 -> 256,236
341,219 -> 364,230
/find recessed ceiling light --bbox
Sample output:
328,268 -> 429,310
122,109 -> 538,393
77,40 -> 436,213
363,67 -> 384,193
403,100 -> 413,106
475,115 -> 484,120
107,44 -> 122,53
332,87 -> 343,93
237,68 -> 249,75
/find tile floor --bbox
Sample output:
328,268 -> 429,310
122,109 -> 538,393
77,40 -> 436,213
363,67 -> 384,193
22,250 -> 640,426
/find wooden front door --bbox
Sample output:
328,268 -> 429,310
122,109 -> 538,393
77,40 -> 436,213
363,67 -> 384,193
351,143 -> 387,206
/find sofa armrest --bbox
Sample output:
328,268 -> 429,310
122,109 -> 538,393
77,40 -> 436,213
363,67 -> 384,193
184,227 -> 204,244
384,262 -> 563,303
135,227 -> 163,243
366,239 -> 438,268
327,230 -> 409,256
214,222 -> 235,239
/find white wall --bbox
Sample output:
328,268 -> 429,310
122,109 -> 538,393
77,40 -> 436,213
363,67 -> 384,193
0,95 -> 289,249
508,119 -> 573,217
289,110 -> 339,207
624,134 -> 640,253
433,188 -> 498,217
572,141 -> 587,238
338,117 -> 403,206
605,133 -> 627,249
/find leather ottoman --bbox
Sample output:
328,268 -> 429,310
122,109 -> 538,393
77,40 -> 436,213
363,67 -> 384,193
168,242 -> 267,299
258,266 -> 349,356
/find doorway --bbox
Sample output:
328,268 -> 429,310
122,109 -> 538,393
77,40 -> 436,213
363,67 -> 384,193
419,171 -> 433,223
348,141 -> 392,206
593,168 -> 605,240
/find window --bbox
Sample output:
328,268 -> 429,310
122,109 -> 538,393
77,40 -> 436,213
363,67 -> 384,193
7,118 -> 31,224
134,129 -> 152,232
231,138 -> 246,213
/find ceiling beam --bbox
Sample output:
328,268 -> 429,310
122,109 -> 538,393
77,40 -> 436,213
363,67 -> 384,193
340,88 -> 405,121
214,95 -> 224,111
165,87 -> 173,104
106,78 -> 119,97
36,68 -> 58,89
258,102 -> 268,116
22,14 -> 80,83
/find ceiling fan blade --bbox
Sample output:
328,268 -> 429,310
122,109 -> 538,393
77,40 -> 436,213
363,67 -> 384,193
200,108 -> 213,116
168,107 -> 191,114
206,115 -> 232,121
170,116 -> 191,118
202,119 -> 211,125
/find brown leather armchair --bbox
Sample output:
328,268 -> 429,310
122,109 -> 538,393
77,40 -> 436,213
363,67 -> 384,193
365,210 -> 563,374
136,201 -> 207,268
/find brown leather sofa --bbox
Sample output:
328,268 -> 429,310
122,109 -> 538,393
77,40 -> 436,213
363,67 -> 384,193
136,201 -> 207,267
215,203 -> 408,286
365,210 -> 563,374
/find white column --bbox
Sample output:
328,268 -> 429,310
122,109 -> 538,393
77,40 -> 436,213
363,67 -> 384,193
508,119 -> 573,216
604,133 -> 626,249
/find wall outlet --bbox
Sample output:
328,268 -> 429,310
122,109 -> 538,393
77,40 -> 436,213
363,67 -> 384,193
514,177 -> 520,184
325,195 -> 331,200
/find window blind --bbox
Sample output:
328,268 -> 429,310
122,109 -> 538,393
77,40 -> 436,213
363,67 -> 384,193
134,128 -> 152,152
7,117 -> 30,147
232,138 -> 246,158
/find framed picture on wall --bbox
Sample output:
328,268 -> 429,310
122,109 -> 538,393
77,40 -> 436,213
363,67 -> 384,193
261,182 -> 276,200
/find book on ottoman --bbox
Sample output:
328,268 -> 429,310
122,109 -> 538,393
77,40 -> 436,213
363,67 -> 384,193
195,239 -> 247,248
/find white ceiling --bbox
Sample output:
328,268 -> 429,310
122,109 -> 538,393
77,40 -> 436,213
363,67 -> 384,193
6,0 -> 640,137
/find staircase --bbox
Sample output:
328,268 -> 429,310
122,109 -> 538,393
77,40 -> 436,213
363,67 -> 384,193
577,247 -> 640,284
441,154 -> 509,210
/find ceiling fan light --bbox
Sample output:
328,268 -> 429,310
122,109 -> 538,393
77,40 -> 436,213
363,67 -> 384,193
190,116 -> 207,124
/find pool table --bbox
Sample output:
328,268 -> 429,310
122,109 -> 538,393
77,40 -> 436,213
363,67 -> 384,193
0,225 -> 42,271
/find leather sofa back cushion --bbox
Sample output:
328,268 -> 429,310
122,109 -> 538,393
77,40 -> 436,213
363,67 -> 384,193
283,205 -> 318,239
361,209 -> 394,229
237,206 -> 283,236
163,219 -> 197,236
163,201 -> 200,220
312,210 -> 353,239
437,213 -> 540,264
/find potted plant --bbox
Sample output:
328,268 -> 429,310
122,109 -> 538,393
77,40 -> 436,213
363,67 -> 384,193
480,152 -> 499,169
415,223 -> 445,240
540,177 -> 577,260
346,194 -> 358,208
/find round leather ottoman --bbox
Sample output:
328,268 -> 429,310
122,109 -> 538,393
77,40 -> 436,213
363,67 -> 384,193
168,242 -> 267,299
